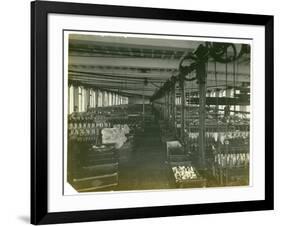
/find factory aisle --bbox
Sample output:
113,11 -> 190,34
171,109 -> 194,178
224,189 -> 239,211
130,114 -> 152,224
117,120 -> 171,191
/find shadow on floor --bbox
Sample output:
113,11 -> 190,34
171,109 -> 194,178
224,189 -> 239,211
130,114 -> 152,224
117,122 -> 172,191
18,215 -> 29,224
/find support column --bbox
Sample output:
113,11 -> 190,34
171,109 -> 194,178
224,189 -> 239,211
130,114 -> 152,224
180,78 -> 186,141
197,62 -> 207,169
167,89 -> 170,123
164,92 -> 168,120
142,88 -> 145,124
171,83 -> 176,131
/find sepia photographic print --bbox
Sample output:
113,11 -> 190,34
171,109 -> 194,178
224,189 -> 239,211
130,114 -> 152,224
31,2 -> 273,224
65,32 -> 251,193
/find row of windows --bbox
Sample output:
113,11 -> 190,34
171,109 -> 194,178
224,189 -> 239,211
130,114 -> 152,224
68,85 -> 128,114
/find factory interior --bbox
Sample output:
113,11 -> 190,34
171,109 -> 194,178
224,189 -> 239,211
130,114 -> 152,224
67,33 -> 250,192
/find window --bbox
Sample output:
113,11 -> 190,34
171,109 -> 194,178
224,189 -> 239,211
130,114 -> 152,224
68,85 -> 74,114
78,86 -> 82,112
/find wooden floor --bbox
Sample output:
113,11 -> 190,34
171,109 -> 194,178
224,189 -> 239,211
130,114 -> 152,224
116,121 -> 172,191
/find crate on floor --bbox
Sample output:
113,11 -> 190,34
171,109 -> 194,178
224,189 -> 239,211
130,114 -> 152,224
169,161 -> 207,188
166,141 -> 206,188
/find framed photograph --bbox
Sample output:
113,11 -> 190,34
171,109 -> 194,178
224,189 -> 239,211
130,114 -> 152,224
31,0 -> 274,224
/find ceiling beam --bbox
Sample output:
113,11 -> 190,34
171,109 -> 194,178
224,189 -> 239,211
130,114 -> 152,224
68,68 -> 250,83
69,34 -> 200,52
69,55 -> 180,69
69,55 -> 250,75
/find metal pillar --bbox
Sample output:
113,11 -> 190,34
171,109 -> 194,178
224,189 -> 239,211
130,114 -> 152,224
167,89 -> 170,123
165,92 -> 169,121
172,83 -> 176,131
197,62 -> 206,169
142,87 -> 145,125
163,93 -> 166,120
180,78 -> 186,141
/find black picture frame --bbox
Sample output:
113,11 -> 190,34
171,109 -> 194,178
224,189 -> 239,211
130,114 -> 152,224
31,0 -> 274,224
